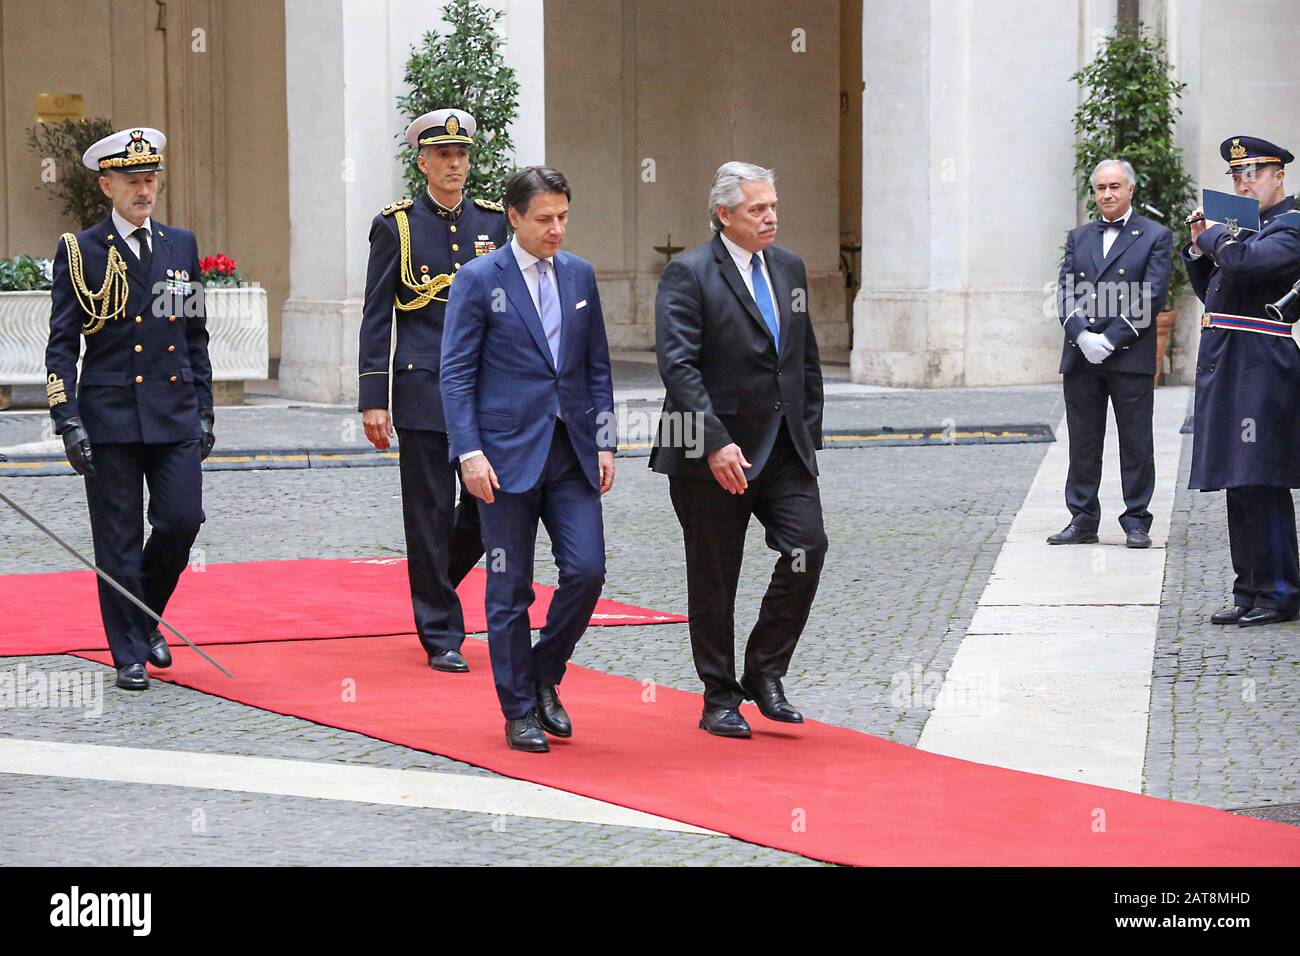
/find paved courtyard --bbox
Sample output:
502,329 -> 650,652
1,376 -> 1296,865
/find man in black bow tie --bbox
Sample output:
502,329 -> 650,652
1051,158 -> 1172,549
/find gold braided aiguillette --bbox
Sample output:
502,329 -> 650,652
61,233 -> 128,335
393,210 -> 454,309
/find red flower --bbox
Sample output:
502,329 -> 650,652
199,254 -> 238,278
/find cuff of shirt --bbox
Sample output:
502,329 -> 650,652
458,450 -> 484,463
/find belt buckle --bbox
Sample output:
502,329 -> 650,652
1201,314 -> 1211,328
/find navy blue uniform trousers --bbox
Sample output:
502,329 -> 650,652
475,421 -> 605,719
395,428 -> 483,655
84,440 -> 204,667
1226,486 -> 1300,612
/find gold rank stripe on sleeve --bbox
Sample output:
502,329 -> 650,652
473,198 -> 504,212
392,209 -> 454,310
61,233 -> 129,335
45,373 -> 68,407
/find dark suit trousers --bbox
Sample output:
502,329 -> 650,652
1063,368 -> 1155,532
668,422 -> 828,710
476,422 -> 606,719
83,440 -> 204,667
1226,486 -> 1300,612
395,428 -> 484,655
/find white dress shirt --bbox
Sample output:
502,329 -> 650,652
111,209 -> 153,259
457,237 -> 558,464
718,231 -> 777,310
1100,207 -> 1132,258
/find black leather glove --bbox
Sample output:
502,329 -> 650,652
199,407 -> 216,461
60,419 -> 95,476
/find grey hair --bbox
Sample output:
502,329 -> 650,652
708,162 -> 776,231
1092,158 -> 1136,188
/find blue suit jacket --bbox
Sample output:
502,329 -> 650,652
1057,212 -> 1172,375
440,244 -> 616,494
45,214 -> 211,444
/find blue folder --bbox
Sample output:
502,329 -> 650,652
1203,188 -> 1261,235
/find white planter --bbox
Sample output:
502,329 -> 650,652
0,291 -> 52,385
205,285 -> 269,380
0,286 -> 268,386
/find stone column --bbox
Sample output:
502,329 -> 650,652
852,0 -> 1113,387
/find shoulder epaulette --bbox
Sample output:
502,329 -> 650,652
381,199 -> 414,216
473,198 -> 505,213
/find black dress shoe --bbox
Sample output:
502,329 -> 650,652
1125,528 -> 1152,549
1237,607 -> 1299,628
1211,605 -> 1250,625
427,649 -> 469,673
698,707 -> 751,738
535,683 -> 572,738
115,663 -> 149,691
505,711 -> 549,752
1046,524 -> 1099,545
147,630 -> 172,668
740,674 -> 804,723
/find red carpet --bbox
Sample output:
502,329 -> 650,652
0,558 -> 685,656
74,635 -> 1300,866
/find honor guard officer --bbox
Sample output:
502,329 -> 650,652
358,109 -> 507,672
1185,135 -> 1300,627
45,128 -> 215,690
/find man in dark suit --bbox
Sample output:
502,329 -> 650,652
441,166 -> 616,752
1184,135 -> 1300,627
45,127 -> 214,691
357,109 -> 507,673
1051,158 -> 1172,549
651,161 -> 827,739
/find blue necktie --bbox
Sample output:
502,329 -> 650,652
535,258 -> 562,367
749,252 -> 779,349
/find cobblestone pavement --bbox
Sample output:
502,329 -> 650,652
1144,394 -> 1300,809
3,384 -> 1295,864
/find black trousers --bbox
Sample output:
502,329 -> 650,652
1226,486 -> 1300,612
83,440 -> 204,667
667,423 -> 828,710
1062,368 -> 1155,532
395,428 -> 484,655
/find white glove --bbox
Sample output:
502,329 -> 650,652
1077,330 -> 1114,365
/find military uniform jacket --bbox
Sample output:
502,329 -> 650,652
44,215 -> 211,444
357,192 -> 508,431
1183,195 -> 1300,489
1057,213 -> 1173,375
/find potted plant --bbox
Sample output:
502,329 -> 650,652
0,255 -> 55,409
1070,22 -> 1196,384
198,253 -> 269,402
26,118 -> 116,230
0,251 -> 267,410
396,0 -> 520,203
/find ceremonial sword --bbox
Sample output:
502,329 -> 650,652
0,488 -> 233,678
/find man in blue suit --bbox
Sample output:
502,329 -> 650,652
45,127 -> 214,691
1052,158 -> 1172,549
441,166 -> 616,752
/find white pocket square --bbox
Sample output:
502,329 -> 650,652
576,299 -> 588,309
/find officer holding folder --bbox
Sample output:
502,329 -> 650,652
1184,135 -> 1300,627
